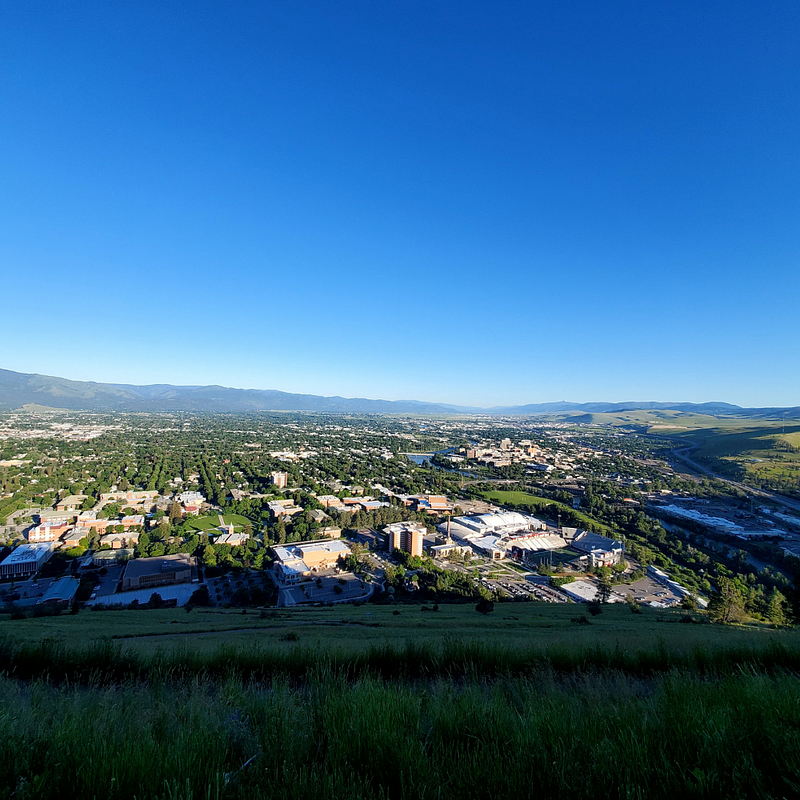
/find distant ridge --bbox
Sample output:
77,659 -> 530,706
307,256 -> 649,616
0,368 -> 796,417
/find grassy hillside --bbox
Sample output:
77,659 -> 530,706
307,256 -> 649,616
2,604 -> 800,799
3,603 -> 798,658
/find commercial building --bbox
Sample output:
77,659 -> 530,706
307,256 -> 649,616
272,540 -> 351,584
396,495 -> 455,515
177,491 -> 205,506
385,521 -> 426,558
121,554 -> 195,591
0,542 -> 55,578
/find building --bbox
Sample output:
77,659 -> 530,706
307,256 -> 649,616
570,531 -> 625,567
270,472 -> 288,489
0,542 -> 55,578
384,521 -> 426,558
267,499 -> 304,518
121,554 -> 194,591
36,509 -> 73,525
27,523 -> 69,543
99,531 -> 141,549
61,528 -> 88,548
177,491 -> 205,506
120,515 -> 145,529
56,494 -> 88,511
93,548 -> 134,566
100,490 -> 159,505
37,576 -> 80,607
272,540 -> 351,584
398,495 -> 455,515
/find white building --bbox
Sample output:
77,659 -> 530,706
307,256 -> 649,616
0,542 -> 55,578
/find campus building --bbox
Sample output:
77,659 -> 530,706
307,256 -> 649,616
384,521 -> 426,558
121,554 -> 195,591
272,540 -> 351,585
0,542 -> 55,578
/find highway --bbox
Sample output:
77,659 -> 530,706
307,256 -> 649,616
670,444 -> 800,516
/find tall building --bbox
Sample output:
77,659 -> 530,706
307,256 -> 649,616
271,471 -> 288,488
384,521 -> 426,558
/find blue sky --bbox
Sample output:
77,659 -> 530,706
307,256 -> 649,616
1,1 -> 798,407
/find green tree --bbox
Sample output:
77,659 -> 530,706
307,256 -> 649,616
708,578 -> 745,624
766,588 -> 787,626
595,575 -> 612,604
202,544 -> 217,568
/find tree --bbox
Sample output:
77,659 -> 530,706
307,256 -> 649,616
766,588 -> 787,626
202,544 -> 217,568
707,578 -> 745,624
595,575 -> 612,604
475,598 -> 494,615
168,502 -> 183,523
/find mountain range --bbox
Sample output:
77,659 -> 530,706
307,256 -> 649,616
0,368 -> 795,417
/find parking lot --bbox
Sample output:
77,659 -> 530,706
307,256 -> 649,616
613,576 -> 682,606
281,573 -> 373,606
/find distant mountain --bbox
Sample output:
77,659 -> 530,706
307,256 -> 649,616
0,368 -> 795,417
0,369 -> 458,414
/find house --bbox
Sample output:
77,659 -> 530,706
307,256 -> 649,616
121,554 -> 194,591
0,542 -> 55,578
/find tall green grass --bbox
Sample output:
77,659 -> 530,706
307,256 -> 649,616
1,668 -> 800,799
4,633 -> 800,684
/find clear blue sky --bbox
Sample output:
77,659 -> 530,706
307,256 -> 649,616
1,1 -> 798,407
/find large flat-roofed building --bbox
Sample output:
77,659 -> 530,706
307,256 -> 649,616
122,554 -> 194,591
272,540 -> 351,584
570,531 -> 624,567
384,521 -> 426,558
0,542 -> 55,578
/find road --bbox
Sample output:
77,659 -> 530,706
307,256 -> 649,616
670,444 -> 800,515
